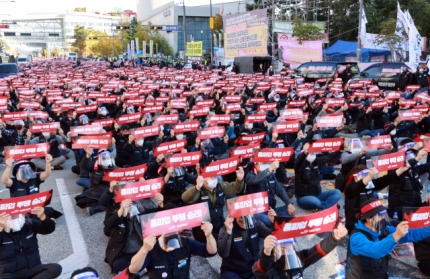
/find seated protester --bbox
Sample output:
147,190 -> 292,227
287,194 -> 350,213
191,136 -> 229,163
124,133 -> 161,166
181,167 -> 245,243
253,223 -> 348,279
104,196 -> 163,275
57,128 -> 71,159
414,237 -> 430,276
114,124 -> 132,167
294,142 -> 342,211
218,211 -> 274,279
356,104 -> 373,137
346,199 -> 430,279
146,154 -> 165,179
246,160 -> 296,228
118,223 -> 217,279
344,166 -> 410,234
0,207 -> 62,279
161,165 -> 197,209
0,119 -> 28,146
75,148 -> 118,216
25,130 -> 66,171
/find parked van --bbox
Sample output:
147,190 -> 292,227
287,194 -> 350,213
68,52 -> 78,59
294,61 -> 359,83
17,55 -> 32,67
0,63 -> 19,78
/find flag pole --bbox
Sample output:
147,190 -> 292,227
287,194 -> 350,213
357,0 -> 363,62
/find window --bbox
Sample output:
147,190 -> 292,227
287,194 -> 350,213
65,22 -> 70,26
104,22 -> 111,26
79,22 -> 86,26
71,22 -> 78,26
66,28 -> 73,33
96,22 -> 103,26
88,22 -> 95,27
364,66 -> 380,77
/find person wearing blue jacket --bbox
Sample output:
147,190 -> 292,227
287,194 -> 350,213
346,198 -> 430,279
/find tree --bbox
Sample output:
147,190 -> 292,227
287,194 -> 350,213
72,26 -> 88,56
73,7 -> 86,12
126,17 -> 140,42
292,17 -> 324,43
151,33 -> 173,56
374,18 -> 407,62
51,49 -> 60,57
213,14 -> 223,30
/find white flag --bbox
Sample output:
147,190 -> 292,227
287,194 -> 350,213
404,10 -> 423,70
395,2 -> 408,61
360,8 -> 368,48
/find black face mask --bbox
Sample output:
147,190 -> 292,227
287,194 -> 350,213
15,125 -> 23,130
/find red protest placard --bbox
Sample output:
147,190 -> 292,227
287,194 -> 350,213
142,105 -> 164,114
272,204 -> 338,239
6,143 -> 49,160
2,111 -> 28,121
0,190 -> 53,215
406,85 -> 421,91
170,101 -> 187,109
232,143 -> 260,159
76,104 -> 98,114
325,98 -> 345,107
72,135 -> 112,149
281,109 -> 303,120
132,125 -> 160,139
258,103 -> 277,111
71,124 -> 103,136
288,100 -> 306,107
173,121 -> 200,133
140,202 -> 209,237
18,102 -> 40,110
316,115 -> 343,128
403,207 -> 430,229
226,191 -> 269,218
189,106 -> 210,116
309,138 -> 344,153
226,103 -> 241,112
371,100 -> 388,109
165,151 -> 202,168
29,111 -> 49,119
198,126 -> 225,140
238,132 -> 266,145
253,148 -> 294,163
246,114 -> 266,123
249,97 -> 265,104
366,135 -> 392,149
153,139 -> 187,156
224,95 -> 241,103
93,118 -> 114,127
400,110 -> 421,121
29,122 -> 60,133
196,99 -> 214,107
372,151 -> 405,172
209,115 -> 231,126
273,121 -> 300,133
155,115 -> 179,125
116,112 -> 142,125
114,178 -> 164,203
201,156 -> 240,178
103,164 -> 148,182
97,97 -> 117,104
126,99 -> 145,107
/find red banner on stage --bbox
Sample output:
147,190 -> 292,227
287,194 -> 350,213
0,190 -> 53,215
103,164 -> 148,182
2,111 -> 28,121
116,113 -> 142,125
316,115 -> 343,128
309,138 -> 343,153
272,204 -> 338,239
372,151 -> 405,172
246,114 -> 266,123
72,135 -> 112,149
155,115 -> 179,125
231,143 -> 260,159
29,122 -> 60,133
93,118 -> 114,127
226,191 -> 269,218
140,202 -> 209,237
403,206 -> 430,229
253,148 -> 294,163
71,124 -> 103,136
273,121 -> 300,133
6,143 -> 49,160
153,139 -> 187,156
201,156 -> 240,178
173,121 -> 200,133
165,151 -> 202,168
132,126 -> 160,139
238,132 -> 266,145
114,178 -> 164,203
198,126 -> 225,140
366,135 -> 392,149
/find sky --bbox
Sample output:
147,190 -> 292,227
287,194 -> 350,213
0,0 -> 242,16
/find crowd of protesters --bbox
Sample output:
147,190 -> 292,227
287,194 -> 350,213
1,58 -> 430,279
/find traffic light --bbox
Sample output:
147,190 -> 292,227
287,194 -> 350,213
209,17 -> 214,30
116,26 -> 130,30
87,37 -> 98,40
151,26 -> 163,30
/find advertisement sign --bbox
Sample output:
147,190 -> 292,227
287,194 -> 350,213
223,9 -> 268,59
103,164 -> 148,182
272,204 -> 338,239
186,41 -> 203,57
226,191 -> 269,218
114,178 -> 163,203
278,33 -> 323,68
0,190 -> 53,215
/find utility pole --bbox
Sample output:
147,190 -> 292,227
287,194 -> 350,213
210,0 -> 213,67
272,0 -> 275,61
357,0 -> 363,62
182,1 -> 187,62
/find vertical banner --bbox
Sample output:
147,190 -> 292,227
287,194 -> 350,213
127,44 -> 131,60
143,41 -> 147,58
150,40 -> 154,57
223,9 -> 268,59
131,39 -> 135,58
135,37 -> 139,53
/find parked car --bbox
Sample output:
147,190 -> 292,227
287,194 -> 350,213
294,61 -> 359,83
0,63 -> 19,78
348,62 -> 410,90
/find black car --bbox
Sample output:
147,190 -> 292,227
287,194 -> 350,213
348,62 -> 410,90
294,61 -> 359,83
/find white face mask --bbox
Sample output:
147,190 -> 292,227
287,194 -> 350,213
136,139 -> 144,146
7,215 -> 25,233
390,129 -> 396,136
42,132 -> 50,138
206,178 -> 218,189
260,163 -> 270,172
306,153 -> 316,163
176,134 -> 184,140
419,68 -> 424,74
101,159 -> 111,167
248,123 -> 253,130
160,125 -> 164,131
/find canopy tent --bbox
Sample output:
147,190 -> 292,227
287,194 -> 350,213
324,40 -> 391,62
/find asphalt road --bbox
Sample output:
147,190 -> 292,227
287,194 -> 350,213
0,152 -> 429,279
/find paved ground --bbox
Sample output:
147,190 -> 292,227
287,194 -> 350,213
1,152 -> 429,279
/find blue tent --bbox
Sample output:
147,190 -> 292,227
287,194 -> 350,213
324,40 -> 391,62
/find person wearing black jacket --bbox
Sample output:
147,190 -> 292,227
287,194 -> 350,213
356,105 -> 373,136
0,207 -> 62,278
294,143 -> 341,211
252,223 -> 348,279
398,67 -> 412,91
416,64 -> 429,93
124,133 -> 161,166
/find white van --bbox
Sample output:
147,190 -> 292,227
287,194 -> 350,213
17,55 -> 32,67
68,52 -> 78,59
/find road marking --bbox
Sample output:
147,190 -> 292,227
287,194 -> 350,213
56,178 -> 89,278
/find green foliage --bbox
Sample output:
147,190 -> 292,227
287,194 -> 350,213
126,17 -> 140,42
291,17 -> 324,43
73,7 -> 86,12
72,26 -> 88,56
214,14 -> 223,30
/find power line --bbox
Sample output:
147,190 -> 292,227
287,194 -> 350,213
328,27 -> 359,40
